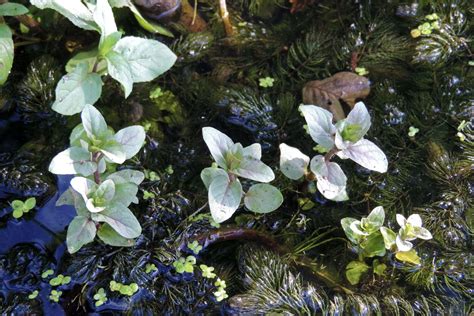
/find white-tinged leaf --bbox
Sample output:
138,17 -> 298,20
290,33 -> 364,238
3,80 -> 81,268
396,236 -> 413,252
0,3 -> 29,16
97,223 -> 135,247
380,227 -> 397,250
91,203 -> 141,238
244,183 -> 283,214
69,123 -> 87,146
93,0 -> 117,37
243,143 -> 261,160
208,174 -> 242,223
415,227 -> 432,240
100,140 -> 126,163
0,23 -> 14,85
52,63 -> 103,115
86,198 -> 105,213
106,169 -> 144,185
66,215 -> 97,253
81,104 -> 108,138
113,36 -> 177,82
30,0 -> 98,31
48,147 -> 97,176
112,182 -> 138,207
342,101 -> 371,142
201,167 -> 228,190
279,143 -> 309,180
367,206 -> 385,228
396,214 -> 406,228
406,214 -> 422,227
56,188 -> 75,206
70,176 -> 97,204
114,125 -> 145,159
202,127 -> 234,169
105,51 -> 133,97
299,105 -> 336,150
233,158 -> 275,183
340,217 -> 359,244
310,156 -> 348,201
339,139 -> 388,173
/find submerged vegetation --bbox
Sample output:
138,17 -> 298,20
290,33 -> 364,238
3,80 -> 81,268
0,0 -> 473,315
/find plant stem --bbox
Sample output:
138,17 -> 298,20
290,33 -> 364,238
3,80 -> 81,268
218,0 -> 234,37
92,153 -> 103,184
324,147 -> 339,161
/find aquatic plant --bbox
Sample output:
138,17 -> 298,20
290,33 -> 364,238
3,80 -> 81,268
201,127 -> 283,223
10,197 -> 36,219
48,104 -> 146,253
30,0 -> 177,115
280,101 -> 388,201
341,207 -> 432,284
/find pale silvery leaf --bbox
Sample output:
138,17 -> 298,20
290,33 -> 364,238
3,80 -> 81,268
243,143 -> 261,160
396,235 -> 413,252
86,198 -> 105,213
415,227 -> 432,240
299,105 -> 336,150
349,220 -> 369,236
52,63 -> 103,115
56,188 -> 75,206
105,51 -> 133,97
97,223 -> 135,247
341,102 -> 371,142
93,0 -> 117,38
244,184 -> 283,214
226,143 -> 244,170
106,169 -> 144,185
114,126 -> 146,159
92,203 -> 141,238
233,158 -> 275,183
100,140 -> 126,163
340,217 -> 359,244
48,147 -> 97,176
70,176 -> 97,204
396,214 -> 407,228
208,174 -> 242,223
113,36 -> 177,82
380,227 -> 397,250
66,216 -> 96,253
30,0 -> 99,32
66,49 -> 99,73
201,167 -> 228,190
310,155 -> 348,201
95,179 -> 115,201
99,32 -> 122,56
338,139 -> 388,173
81,104 -> 108,139
279,143 -> 309,180
70,124 -> 87,146
0,24 -> 13,85
202,127 -> 234,169
406,214 -> 422,227
112,182 -> 138,207
366,206 -> 385,228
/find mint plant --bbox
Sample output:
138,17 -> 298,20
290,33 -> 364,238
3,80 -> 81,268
49,104 -> 146,253
30,0 -> 177,115
201,127 -> 283,223
0,2 -> 29,85
280,102 -> 388,201
341,207 -> 433,285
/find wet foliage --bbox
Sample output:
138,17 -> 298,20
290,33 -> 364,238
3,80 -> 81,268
1,0 -> 473,314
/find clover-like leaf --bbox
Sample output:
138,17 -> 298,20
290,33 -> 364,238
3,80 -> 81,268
202,127 -> 234,169
208,174 -> 242,223
299,105 -> 336,151
279,143 -> 309,180
52,63 -> 103,115
114,126 -> 146,159
67,216 -> 97,253
337,139 -> 388,173
244,184 -> 283,214
201,167 -> 228,190
49,147 -> 97,176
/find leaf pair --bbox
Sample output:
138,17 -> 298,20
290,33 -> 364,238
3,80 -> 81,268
201,127 -> 283,223
300,102 -> 388,173
11,197 -> 36,219
49,104 -> 145,176
35,0 -> 177,115
279,144 -> 348,201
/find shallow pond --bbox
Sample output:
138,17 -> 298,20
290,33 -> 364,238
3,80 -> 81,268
0,0 -> 473,315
